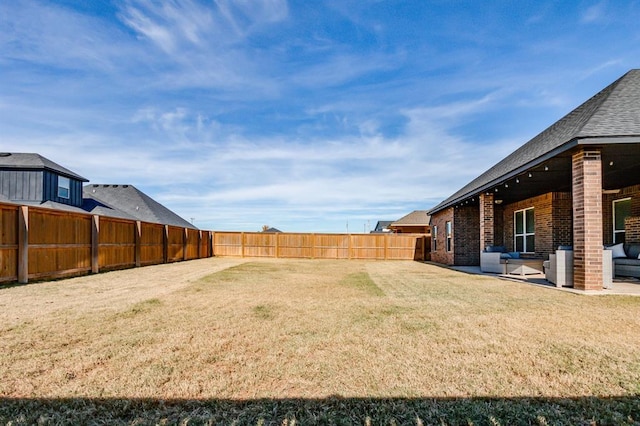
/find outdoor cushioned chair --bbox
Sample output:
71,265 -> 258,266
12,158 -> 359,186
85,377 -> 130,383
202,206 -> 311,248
544,246 -> 573,287
480,246 -> 517,274
544,246 -> 613,289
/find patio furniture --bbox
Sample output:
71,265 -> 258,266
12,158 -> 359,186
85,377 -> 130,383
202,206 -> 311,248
544,248 -> 573,287
544,247 -> 613,288
480,246 -> 508,274
505,258 -> 544,276
609,243 -> 640,278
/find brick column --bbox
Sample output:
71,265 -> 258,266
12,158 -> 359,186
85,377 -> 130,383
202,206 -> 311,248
479,192 -> 495,252
572,149 -> 603,290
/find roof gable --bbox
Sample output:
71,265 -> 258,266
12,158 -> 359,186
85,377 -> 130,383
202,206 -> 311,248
391,210 -> 431,226
84,184 -> 197,229
431,69 -> 640,213
0,153 -> 88,182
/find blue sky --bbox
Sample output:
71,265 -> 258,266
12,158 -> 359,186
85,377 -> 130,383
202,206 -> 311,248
2,1 -> 640,232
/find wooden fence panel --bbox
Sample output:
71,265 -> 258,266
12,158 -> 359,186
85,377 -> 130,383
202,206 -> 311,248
213,232 -> 243,257
185,228 -> 200,260
28,208 -> 92,279
200,231 -> 211,258
350,234 -> 385,260
386,234 -> 420,260
167,226 -> 184,262
140,222 -> 164,265
314,234 -> 350,259
99,217 -> 136,270
244,233 -> 276,257
278,233 -> 314,258
0,205 -> 18,282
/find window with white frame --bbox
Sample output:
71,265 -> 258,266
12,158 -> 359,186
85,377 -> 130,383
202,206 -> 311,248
613,198 -> 631,244
514,207 -> 535,253
58,176 -> 70,199
432,225 -> 438,251
445,221 -> 452,252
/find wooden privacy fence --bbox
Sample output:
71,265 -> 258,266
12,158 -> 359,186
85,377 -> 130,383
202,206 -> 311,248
0,203 -> 212,284
212,231 -> 429,261
0,202 -> 429,285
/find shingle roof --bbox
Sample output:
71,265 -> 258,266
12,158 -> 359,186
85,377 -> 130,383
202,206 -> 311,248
430,69 -> 640,213
391,210 -> 431,226
0,152 -> 88,181
83,184 -> 197,229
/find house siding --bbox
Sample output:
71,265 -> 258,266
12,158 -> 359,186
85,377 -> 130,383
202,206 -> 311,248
502,192 -> 572,260
0,170 -> 43,202
454,204 -> 479,265
603,184 -> 640,245
43,171 -> 84,207
430,208 -> 454,265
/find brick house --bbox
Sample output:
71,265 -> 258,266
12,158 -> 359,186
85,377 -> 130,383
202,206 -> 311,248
429,69 -> 640,291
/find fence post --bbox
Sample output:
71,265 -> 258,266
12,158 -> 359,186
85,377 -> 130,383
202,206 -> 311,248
197,230 -> 202,259
183,228 -> 188,261
384,234 -> 389,260
135,221 -> 142,267
348,233 -> 352,260
311,233 -> 315,259
241,232 -> 245,258
210,232 -> 215,257
163,225 -> 169,263
18,206 -> 28,284
275,233 -> 280,258
91,215 -> 100,274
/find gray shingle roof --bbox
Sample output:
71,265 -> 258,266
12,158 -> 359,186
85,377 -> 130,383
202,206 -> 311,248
391,210 -> 431,226
83,184 -> 197,229
430,69 -> 640,213
0,153 -> 88,181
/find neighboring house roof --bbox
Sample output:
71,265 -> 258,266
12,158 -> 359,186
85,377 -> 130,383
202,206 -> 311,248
0,152 -> 88,182
262,227 -> 282,233
371,220 -> 394,233
83,184 -> 197,229
391,210 -> 431,227
430,69 -> 640,213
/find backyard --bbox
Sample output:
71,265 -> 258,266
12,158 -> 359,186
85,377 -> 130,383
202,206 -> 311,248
0,258 -> 639,424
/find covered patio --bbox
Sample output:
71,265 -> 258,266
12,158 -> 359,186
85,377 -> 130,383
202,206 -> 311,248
429,69 -> 640,291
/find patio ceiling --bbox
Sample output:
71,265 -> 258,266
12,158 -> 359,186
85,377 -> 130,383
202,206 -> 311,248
461,143 -> 640,207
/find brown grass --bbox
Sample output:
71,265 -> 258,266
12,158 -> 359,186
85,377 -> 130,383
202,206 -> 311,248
1,258 -> 639,423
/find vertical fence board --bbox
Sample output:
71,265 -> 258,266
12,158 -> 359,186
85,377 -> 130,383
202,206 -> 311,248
0,205 -> 19,283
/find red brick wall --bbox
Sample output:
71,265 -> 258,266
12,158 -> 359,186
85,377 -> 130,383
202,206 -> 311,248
572,149 -> 603,291
625,216 -> 640,244
430,208 -> 454,265
602,184 -> 640,245
501,192 -> 572,259
454,204 -> 480,265
479,193 -> 494,252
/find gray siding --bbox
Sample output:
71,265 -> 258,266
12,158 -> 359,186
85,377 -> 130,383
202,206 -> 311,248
43,171 -> 83,207
0,170 -> 43,201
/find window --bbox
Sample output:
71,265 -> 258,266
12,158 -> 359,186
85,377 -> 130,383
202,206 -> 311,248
445,221 -> 452,252
58,176 -> 70,199
432,225 -> 437,251
613,198 -> 631,244
514,207 -> 535,253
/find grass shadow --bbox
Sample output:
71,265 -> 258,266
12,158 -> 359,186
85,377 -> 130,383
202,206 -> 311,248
1,396 -> 638,425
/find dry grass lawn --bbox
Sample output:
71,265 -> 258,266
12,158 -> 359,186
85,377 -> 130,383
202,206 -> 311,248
1,258 -> 639,424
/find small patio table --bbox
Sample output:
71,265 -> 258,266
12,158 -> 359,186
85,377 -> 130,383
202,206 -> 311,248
505,258 -> 544,276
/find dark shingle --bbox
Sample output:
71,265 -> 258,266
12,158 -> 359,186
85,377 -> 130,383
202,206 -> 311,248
430,69 -> 640,213
0,153 -> 88,181
83,184 -> 197,229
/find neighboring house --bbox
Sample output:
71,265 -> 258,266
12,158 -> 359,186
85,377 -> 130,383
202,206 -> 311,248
0,152 -> 196,229
261,227 -> 282,233
370,221 -> 394,233
84,184 -> 197,229
428,69 -> 640,291
0,152 -> 88,208
389,211 -> 432,235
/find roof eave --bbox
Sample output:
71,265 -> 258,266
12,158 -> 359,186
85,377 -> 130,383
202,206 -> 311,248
429,135 -> 640,215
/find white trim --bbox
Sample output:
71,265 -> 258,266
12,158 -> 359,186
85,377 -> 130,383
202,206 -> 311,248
514,207 -> 535,253
613,197 -> 631,244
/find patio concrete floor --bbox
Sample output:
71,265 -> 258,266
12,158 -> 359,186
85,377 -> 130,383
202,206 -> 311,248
448,265 -> 640,296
